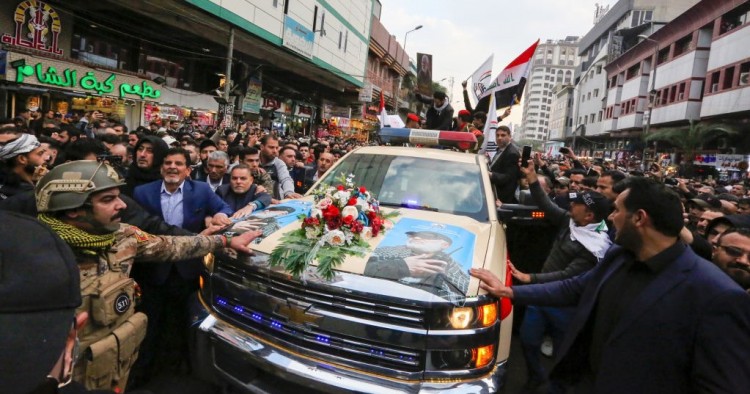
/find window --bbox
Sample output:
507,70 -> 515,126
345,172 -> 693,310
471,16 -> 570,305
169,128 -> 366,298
678,83 -> 687,101
598,111 -> 603,121
724,66 -> 735,89
720,3 -> 750,35
626,63 -> 641,80
709,71 -> 720,93
594,89 -> 599,98
657,47 -> 669,65
631,10 -> 653,27
669,86 -> 677,103
673,34 -> 692,57
740,62 -> 750,86
596,65 -> 602,75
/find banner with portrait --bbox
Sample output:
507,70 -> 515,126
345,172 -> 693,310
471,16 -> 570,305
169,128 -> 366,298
416,53 -> 433,95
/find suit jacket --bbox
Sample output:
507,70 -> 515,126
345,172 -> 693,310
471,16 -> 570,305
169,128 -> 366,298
133,179 -> 232,283
488,143 -> 520,204
514,244 -> 750,394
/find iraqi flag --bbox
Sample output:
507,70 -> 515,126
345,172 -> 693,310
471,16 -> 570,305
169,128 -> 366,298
379,91 -> 390,129
479,40 -> 539,108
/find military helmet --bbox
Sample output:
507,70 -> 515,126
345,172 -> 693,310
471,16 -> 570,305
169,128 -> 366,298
35,160 -> 124,212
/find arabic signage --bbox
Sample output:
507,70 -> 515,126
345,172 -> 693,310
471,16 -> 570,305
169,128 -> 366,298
358,82 -> 373,102
294,104 -> 313,118
242,76 -> 262,114
2,1 -> 63,55
6,54 -> 161,100
282,15 -> 314,59
693,154 -> 748,171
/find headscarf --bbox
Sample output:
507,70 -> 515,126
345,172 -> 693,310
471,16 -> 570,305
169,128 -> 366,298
0,133 -> 40,161
569,219 -> 612,260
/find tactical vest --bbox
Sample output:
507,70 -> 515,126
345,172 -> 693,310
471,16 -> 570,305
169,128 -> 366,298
72,248 -> 147,392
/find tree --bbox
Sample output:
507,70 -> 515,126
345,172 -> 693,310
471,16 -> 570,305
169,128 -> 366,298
644,120 -> 739,176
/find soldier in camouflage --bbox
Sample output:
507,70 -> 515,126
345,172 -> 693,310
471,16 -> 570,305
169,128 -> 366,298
34,160 -> 261,392
364,231 -> 469,302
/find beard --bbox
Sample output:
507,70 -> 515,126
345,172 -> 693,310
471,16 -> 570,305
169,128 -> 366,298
23,163 -> 36,175
614,219 -> 643,253
724,265 -> 750,290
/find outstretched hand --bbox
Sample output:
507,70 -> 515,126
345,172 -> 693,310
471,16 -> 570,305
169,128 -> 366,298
228,229 -> 263,254
470,268 -> 513,299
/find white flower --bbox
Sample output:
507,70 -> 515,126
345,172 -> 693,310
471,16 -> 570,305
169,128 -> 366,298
333,190 -> 350,205
361,226 -> 373,240
305,227 -> 319,239
310,208 -> 323,219
324,230 -> 346,246
341,206 -> 359,220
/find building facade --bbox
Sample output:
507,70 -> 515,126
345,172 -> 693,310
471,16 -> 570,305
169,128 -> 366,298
570,0 -> 700,156
604,0 -> 750,170
519,36 -> 579,142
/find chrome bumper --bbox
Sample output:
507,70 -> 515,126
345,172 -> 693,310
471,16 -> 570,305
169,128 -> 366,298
191,303 -> 505,394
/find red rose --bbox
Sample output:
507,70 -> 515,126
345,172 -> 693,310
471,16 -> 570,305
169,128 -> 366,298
372,225 -> 380,237
350,221 -> 364,234
337,185 -> 345,191
372,217 -> 383,227
302,217 -> 319,227
342,215 -> 354,225
327,216 -> 342,230
366,211 -> 376,220
347,197 -> 358,206
359,187 -> 367,193
323,205 -> 340,220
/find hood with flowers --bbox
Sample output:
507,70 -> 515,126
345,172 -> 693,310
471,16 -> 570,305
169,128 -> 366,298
269,174 -> 399,281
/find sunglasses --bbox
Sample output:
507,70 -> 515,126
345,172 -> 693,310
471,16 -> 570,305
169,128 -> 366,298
716,244 -> 750,259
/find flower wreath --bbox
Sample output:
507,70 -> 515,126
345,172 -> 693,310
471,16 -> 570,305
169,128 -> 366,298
269,174 -> 398,280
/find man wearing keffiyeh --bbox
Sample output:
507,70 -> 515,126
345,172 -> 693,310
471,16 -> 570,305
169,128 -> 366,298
0,130 -> 50,200
506,158 -> 613,392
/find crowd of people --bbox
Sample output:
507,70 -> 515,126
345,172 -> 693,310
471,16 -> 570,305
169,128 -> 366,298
0,108 -> 371,394
1,100 -> 750,394
475,121 -> 750,393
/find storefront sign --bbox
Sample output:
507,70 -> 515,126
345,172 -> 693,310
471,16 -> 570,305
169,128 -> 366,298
358,82 -> 373,102
295,104 -> 313,118
282,15 -> 314,59
694,154 -> 748,171
10,59 -> 161,99
242,76 -> 262,114
2,1 -> 63,55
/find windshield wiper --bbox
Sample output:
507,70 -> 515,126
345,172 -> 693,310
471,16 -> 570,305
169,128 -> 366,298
380,202 -> 439,212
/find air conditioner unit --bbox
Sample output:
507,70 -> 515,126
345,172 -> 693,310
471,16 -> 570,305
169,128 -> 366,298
711,83 -> 719,93
740,72 -> 749,86
678,93 -> 684,101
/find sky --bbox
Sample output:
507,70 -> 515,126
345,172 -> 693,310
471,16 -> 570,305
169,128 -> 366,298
379,0 -> 605,125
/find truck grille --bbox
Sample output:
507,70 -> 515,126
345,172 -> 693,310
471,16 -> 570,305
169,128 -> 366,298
213,262 -> 430,373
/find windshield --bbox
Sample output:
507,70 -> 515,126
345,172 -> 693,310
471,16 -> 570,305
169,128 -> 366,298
316,153 -> 489,222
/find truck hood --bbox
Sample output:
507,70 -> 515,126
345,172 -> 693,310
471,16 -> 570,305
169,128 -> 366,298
226,199 -> 494,303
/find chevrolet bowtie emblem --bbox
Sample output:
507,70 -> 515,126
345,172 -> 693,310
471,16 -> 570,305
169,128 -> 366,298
270,298 -> 323,327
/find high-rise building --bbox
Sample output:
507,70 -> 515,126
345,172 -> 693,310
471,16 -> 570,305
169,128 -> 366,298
519,36 -> 580,142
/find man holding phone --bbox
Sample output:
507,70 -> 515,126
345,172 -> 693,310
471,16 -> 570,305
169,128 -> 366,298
488,125 -> 521,203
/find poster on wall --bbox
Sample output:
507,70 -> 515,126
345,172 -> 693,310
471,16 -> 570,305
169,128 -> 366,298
242,76 -> 262,114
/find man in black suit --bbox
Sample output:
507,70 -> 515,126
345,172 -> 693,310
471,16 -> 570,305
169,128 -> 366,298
216,164 -> 272,219
488,125 -> 520,204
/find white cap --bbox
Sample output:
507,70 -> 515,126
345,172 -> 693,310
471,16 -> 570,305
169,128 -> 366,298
162,136 -> 178,146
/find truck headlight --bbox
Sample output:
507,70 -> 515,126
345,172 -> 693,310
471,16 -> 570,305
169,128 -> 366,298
448,307 -> 474,329
445,302 -> 497,329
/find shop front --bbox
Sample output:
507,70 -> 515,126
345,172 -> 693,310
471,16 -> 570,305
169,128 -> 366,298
1,50 -> 162,128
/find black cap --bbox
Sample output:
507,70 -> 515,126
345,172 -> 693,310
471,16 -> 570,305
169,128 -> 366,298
433,91 -> 447,100
569,191 -> 611,222
0,211 -> 81,393
690,194 -> 722,210
199,139 -> 217,151
405,231 -> 452,244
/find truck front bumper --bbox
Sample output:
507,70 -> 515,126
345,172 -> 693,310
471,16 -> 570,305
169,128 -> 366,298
190,299 -> 506,394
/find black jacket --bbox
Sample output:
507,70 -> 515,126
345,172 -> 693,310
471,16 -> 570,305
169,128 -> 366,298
215,183 -> 272,213
415,94 -> 454,130
123,136 -> 168,197
527,181 -> 597,283
488,143 -> 521,204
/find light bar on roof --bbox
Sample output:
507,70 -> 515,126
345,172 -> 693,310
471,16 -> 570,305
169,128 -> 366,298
379,128 -> 477,150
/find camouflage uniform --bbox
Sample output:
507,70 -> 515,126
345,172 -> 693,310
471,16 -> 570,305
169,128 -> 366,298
364,246 -> 469,302
72,223 -> 225,390
252,168 -> 275,194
